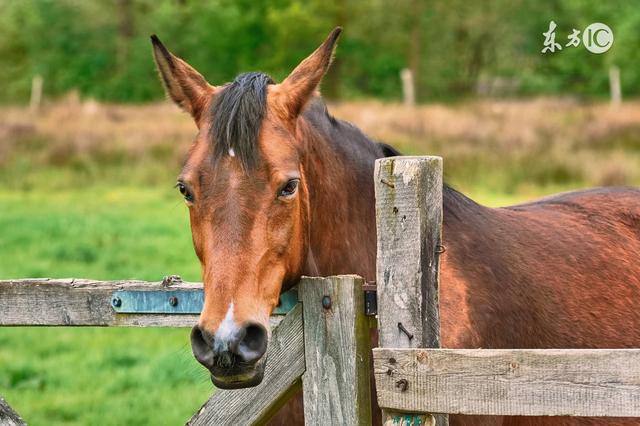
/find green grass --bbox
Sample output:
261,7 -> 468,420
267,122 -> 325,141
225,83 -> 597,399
0,185 -> 211,425
0,178 -> 569,425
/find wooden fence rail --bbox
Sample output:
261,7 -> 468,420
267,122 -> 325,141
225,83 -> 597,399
0,276 -> 372,425
374,348 -> 640,417
373,156 -> 640,422
0,278 -> 202,327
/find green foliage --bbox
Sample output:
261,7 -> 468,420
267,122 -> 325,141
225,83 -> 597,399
1,0 -> 640,103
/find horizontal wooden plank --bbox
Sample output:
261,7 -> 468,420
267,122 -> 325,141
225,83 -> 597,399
0,278 -> 202,326
0,279 -> 291,327
374,348 -> 640,417
187,303 -> 305,425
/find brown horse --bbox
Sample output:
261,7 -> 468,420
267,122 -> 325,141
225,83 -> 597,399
151,28 -> 640,425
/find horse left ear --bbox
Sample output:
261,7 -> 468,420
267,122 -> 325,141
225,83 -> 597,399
276,27 -> 342,119
151,35 -> 215,126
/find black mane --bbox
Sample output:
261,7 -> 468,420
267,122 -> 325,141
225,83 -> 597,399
210,72 -> 274,169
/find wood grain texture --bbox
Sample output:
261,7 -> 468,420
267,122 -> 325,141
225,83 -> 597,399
375,156 -> 447,426
300,275 -> 372,426
0,278 -> 202,326
374,156 -> 443,349
0,397 -> 25,426
187,304 -> 305,425
374,348 -> 640,417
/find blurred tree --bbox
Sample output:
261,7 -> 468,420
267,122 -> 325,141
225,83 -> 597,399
0,0 -> 638,104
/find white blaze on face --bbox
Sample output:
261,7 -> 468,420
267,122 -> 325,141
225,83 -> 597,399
228,148 -> 235,157
213,302 -> 236,353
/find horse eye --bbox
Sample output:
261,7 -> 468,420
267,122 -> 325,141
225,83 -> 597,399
177,182 -> 194,202
279,179 -> 299,198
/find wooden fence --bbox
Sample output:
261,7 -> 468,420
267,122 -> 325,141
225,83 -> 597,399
2,156 -> 640,425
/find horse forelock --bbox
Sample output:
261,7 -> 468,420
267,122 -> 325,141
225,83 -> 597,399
209,72 -> 274,170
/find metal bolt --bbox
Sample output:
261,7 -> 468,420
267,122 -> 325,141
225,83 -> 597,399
112,297 -> 122,308
321,295 -> 331,310
168,296 -> 179,307
396,379 -> 409,392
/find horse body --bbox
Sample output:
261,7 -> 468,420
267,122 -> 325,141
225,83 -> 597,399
277,100 -> 640,426
151,28 -> 640,425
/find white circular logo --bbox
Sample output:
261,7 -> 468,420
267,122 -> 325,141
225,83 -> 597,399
583,23 -> 614,54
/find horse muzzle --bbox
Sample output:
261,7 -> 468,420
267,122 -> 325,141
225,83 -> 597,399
191,323 -> 269,389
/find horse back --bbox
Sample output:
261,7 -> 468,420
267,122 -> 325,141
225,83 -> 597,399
440,186 -> 640,350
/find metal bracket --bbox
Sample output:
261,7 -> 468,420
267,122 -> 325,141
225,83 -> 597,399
111,288 -> 299,315
363,282 -> 377,316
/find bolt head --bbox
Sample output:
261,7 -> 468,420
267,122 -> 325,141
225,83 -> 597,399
321,295 -> 331,310
112,297 -> 122,308
168,296 -> 179,307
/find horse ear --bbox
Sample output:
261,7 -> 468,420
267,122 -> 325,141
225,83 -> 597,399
151,35 -> 215,125
277,27 -> 342,119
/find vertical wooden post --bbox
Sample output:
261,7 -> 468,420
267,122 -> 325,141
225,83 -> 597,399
609,65 -> 621,107
29,75 -> 43,114
0,397 -> 26,426
374,156 -> 448,426
401,69 -> 415,107
300,275 -> 372,426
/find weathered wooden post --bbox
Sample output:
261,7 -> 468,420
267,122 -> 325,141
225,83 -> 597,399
29,75 -> 43,114
300,275 -> 372,425
400,69 -> 415,108
609,65 -> 621,107
374,156 -> 448,426
0,397 -> 25,426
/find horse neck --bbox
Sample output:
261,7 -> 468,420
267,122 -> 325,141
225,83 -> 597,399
297,102 -> 380,281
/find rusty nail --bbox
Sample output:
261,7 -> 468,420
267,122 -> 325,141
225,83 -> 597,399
435,244 -> 446,254
168,296 -> 178,307
112,297 -> 122,308
322,295 -> 331,310
395,379 -> 409,392
380,178 -> 395,188
162,275 -> 182,286
398,322 -> 414,340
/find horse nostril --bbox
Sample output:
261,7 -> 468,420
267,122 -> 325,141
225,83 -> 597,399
236,323 -> 268,363
190,325 -> 214,368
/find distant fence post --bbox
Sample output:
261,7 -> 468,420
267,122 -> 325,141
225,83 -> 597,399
30,75 -> 43,114
374,156 -> 448,426
300,275 -> 372,425
400,69 -> 415,107
0,397 -> 25,426
609,65 -> 621,107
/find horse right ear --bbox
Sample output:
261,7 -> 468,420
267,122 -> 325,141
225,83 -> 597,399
275,27 -> 342,120
151,35 -> 215,126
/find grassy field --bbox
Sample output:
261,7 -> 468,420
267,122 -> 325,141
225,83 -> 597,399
0,186 -> 213,425
0,98 -> 638,424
